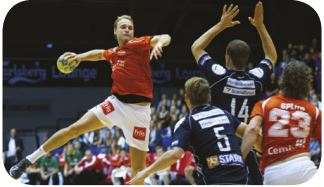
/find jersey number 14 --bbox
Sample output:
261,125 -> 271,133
231,98 -> 249,123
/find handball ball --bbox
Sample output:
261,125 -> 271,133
56,54 -> 76,74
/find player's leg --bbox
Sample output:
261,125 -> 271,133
129,146 -> 147,185
42,111 -> 104,152
246,150 -> 263,184
9,111 -> 105,179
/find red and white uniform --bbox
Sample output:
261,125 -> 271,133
170,151 -> 194,175
103,36 -> 153,99
251,94 -> 321,184
76,156 -> 104,173
90,36 -> 153,151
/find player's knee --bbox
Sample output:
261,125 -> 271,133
65,125 -> 81,138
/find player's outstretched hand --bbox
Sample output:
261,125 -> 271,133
63,52 -> 81,69
127,170 -> 148,185
248,1 -> 264,28
150,43 -> 163,60
219,4 -> 240,29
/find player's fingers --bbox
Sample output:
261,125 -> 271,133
227,4 -> 233,12
63,52 -> 74,56
154,51 -> 159,60
223,4 -> 227,14
229,5 -> 239,15
156,47 -> 163,56
231,9 -> 240,18
158,45 -> 163,53
232,21 -> 240,26
150,51 -> 154,60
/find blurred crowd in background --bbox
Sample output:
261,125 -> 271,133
3,39 -> 321,185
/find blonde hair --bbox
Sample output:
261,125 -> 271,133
114,15 -> 134,30
184,77 -> 210,107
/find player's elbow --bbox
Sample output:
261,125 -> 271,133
191,41 -> 200,53
266,52 -> 277,65
244,124 -> 260,138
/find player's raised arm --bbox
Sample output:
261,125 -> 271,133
150,34 -> 171,60
191,4 -> 240,63
249,1 -> 277,65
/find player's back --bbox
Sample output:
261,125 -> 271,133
198,53 -> 273,123
257,94 -> 321,171
175,105 -> 248,184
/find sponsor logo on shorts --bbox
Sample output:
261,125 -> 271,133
100,101 -> 115,115
133,126 -> 146,141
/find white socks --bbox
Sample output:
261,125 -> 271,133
26,146 -> 46,164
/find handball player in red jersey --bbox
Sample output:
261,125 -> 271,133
241,62 -> 321,184
10,15 -> 171,185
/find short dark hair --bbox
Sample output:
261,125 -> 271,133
184,77 -> 210,106
114,15 -> 134,30
280,61 -> 312,99
226,39 -> 250,70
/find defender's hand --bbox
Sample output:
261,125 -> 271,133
219,4 -> 240,28
248,1 -> 264,28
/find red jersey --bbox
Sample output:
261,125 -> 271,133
251,94 -> 321,171
103,36 -> 153,99
108,153 -> 122,167
170,151 -> 194,175
76,155 -> 104,172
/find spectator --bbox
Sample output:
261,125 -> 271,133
157,94 -> 170,112
38,153 -> 62,185
4,128 -> 24,172
74,149 -> 105,185
265,73 -> 279,97
170,105 -> 179,125
111,149 -> 132,185
115,128 -> 127,150
25,162 -> 41,185
309,139 -> 321,168
170,151 -> 194,185
149,119 -> 162,152
145,146 -> 170,185
178,105 -> 188,120
63,142 -> 82,184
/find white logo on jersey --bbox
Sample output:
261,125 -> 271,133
211,64 -> 226,75
227,78 -> 255,89
249,68 -> 264,78
192,109 -> 224,120
223,86 -> 256,96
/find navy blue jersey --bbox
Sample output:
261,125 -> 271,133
171,105 -> 248,184
198,53 -> 273,123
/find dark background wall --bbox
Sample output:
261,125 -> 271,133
3,0 -> 321,62
2,0 -> 321,145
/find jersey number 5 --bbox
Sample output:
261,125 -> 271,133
268,108 -> 311,138
213,126 -> 231,152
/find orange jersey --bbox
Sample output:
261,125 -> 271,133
103,36 -> 153,99
251,94 -> 321,171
